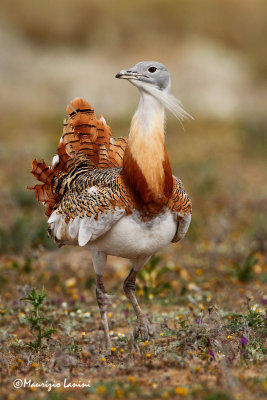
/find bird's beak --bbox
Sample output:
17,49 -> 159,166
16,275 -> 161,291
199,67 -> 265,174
115,70 -> 142,80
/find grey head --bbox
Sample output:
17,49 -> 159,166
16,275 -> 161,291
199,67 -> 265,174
115,61 -> 192,121
115,61 -> 171,92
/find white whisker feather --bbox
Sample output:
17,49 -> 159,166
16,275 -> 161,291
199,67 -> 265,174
140,83 -> 193,122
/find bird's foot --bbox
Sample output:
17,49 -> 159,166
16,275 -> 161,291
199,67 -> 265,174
102,343 -> 112,357
99,330 -> 113,356
133,316 -> 154,340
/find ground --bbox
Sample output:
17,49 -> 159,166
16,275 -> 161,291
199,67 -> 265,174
0,199 -> 266,399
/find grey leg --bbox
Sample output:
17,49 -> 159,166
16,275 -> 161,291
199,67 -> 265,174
95,274 -> 112,352
123,257 -> 154,340
91,251 -> 112,353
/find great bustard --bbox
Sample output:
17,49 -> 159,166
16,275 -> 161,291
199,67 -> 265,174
29,61 -> 192,352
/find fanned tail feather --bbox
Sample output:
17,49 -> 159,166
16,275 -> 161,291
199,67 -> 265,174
29,98 -> 127,217
31,160 -> 54,184
63,98 -> 127,168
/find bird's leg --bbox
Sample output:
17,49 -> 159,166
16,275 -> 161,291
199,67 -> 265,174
123,259 -> 154,340
95,274 -> 112,353
91,251 -> 112,354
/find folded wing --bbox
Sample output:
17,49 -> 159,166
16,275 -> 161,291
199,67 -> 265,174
168,176 -> 192,242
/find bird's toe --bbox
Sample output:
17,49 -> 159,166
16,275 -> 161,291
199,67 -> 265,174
133,317 -> 154,340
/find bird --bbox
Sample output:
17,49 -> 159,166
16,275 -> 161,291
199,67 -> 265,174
29,61 -> 192,353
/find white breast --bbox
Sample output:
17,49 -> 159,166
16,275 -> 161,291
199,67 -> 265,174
88,210 -> 177,259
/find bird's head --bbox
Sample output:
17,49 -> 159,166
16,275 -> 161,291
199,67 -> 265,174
115,61 -> 171,93
116,61 -> 192,121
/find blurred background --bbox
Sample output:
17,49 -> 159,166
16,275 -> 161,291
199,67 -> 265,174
1,3 -> 266,397
0,0 -> 266,256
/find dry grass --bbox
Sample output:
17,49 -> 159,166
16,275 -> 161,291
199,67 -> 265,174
0,1 -> 267,399
0,243 -> 266,400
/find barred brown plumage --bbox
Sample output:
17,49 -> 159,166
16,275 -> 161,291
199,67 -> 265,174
29,61 -> 192,353
29,98 -> 191,222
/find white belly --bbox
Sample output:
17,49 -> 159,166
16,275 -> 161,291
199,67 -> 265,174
88,210 -> 177,259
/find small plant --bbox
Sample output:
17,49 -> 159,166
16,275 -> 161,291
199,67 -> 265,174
136,255 -> 171,301
228,253 -> 258,282
228,307 -> 266,334
203,391 -> 231,400
21,287 -> 56,349
66,343 -> 81,355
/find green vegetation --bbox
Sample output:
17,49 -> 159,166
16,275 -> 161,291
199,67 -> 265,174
0,249 -> 266,399
21,288 -> 56,349
227,253 -> 258,283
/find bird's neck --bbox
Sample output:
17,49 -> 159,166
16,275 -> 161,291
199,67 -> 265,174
123,91 -> 173,205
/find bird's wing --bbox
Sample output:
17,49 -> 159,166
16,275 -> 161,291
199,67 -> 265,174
168,176 -> 192,242
29,98 -> 127,217
48,183 -> 126,246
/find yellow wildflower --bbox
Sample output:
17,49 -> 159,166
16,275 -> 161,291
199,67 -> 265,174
115,388 -> 123,398
96,386 -> 106,395
196,268 -> 203,276
175,386 -> 188,396
262,380 -> 267,392
65,277 -> 77,288
9,365 -> 16,373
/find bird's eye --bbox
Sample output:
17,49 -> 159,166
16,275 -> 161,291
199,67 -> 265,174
148,66 -> 157,73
